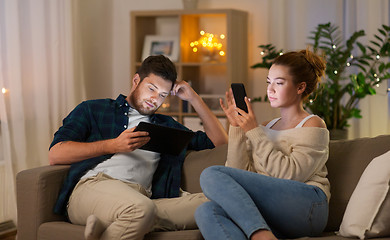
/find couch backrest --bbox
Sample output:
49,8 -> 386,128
182,144 -> 228,193
325,134 -> 390,231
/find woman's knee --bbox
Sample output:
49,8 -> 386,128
195,201 -> 214,221
200,166 -> 225,184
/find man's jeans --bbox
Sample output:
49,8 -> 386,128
195,166 -> 328,240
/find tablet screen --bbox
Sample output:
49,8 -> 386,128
134,122 -> 195,155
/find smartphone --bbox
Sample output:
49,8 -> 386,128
231,83 -> 248,113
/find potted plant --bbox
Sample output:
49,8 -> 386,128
251,22 -> 390,139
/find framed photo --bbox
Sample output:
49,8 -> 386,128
142,35 -> 179,62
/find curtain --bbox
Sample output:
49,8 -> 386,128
0,0 -> 85,223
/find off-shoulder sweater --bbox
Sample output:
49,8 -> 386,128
225,125 -> 331,201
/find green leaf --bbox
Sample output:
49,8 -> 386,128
350,108 -> 362,118
357,59 -> 370,66
367,46 -> 377,53
378,29 -> 387,36
380,42 -> 390,55
370,40 -> 381,48
374,34 -> 384,43
357,72 -> 366,85
379,63 -> 385,72
356,42 -> 366,54
382,24 -> 390,31
368,86 -> 376,95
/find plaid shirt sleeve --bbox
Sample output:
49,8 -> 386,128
50,101 -> 92,149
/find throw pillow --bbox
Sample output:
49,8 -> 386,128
338,150 -> 390,239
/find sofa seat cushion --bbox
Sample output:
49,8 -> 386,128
38,222 -> 84,240
144,229 -> 203,240
38,222 -> 203,240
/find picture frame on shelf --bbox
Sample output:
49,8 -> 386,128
142,35 -> 179,62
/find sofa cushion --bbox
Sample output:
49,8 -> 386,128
181,144 -> 227,193
39,221 -> 204,240
338,150 -> 390,239
325,134 -> 390,231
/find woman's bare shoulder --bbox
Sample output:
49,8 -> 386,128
303,115 -> 327,128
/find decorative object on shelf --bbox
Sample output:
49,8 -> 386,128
190,30 -> 226,62
251,22 -> 390,136
182,0 -> 198,10
199,94 -> 225,114
142,35 -> 179,62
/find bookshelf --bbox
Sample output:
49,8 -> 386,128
130,9 -> 248,126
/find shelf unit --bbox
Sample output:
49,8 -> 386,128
130,9 -> 248,124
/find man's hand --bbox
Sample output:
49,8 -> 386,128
110,127 -> 150,153
171,80 -> 196,102
170,80 -> 228,146
49,127 -> 150,165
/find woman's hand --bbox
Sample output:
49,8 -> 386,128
220,89 -> 258,132
234,97 -> 259,132
220,89 -> 240,127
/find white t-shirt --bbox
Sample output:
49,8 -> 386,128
81,107 -> 160,196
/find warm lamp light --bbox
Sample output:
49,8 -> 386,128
2,88 -> 8,94
189,30 -> 226,62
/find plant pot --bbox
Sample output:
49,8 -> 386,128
329,129 -> 348,140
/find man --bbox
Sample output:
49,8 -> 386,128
49,55 -> 228,240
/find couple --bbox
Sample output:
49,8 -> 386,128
49,52 -> 330,240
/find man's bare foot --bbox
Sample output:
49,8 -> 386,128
84,215 -> 105,240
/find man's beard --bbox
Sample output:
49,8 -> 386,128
129,87 -> 159,115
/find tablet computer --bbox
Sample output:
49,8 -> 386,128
134,122 -> 195,155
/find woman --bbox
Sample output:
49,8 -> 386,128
195,50 -> 330,240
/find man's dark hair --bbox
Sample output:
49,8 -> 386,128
137,55 -> 177,89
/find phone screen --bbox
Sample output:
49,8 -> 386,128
231,83 -> 248,113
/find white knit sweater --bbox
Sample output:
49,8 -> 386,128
226,125 -> 331,201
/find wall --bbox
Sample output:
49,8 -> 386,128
76,0 -> 390,137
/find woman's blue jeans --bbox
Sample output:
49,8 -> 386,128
195,166 -> 328,240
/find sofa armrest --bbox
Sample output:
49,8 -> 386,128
16,165 -> 70,240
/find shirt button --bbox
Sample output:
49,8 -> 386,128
124,112 -> 128,116
124,125 -> 127,128
125,103 -> 128,106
